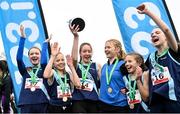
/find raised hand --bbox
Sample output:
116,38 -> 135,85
66,55 -> 73,67
44,34 -> 52,43
135,66 -> 143,80
69,24 -> 79,38
136,4 -> 147,14
51,42 -> 60,56
20,25 -> 26,38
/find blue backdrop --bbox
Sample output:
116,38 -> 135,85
0,0 -> 48,104
112,0 -> 176,59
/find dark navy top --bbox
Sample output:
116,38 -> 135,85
72,62 -> 99,101
48,72 -> 72,106
146,45 -> 180,103
16,37 -> 49,106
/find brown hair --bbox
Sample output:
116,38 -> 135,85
79,42 -> 92,62
106,39 -> 126,60
0,60 -> 9,76
126,52 -> 147,71
28,47 -> 41,55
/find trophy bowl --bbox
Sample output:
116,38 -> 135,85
69,17 -> 85,32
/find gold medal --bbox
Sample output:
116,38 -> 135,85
108,87 -> 112,93
129,104 -> 134,109
63,97 -> 67,102
31,87 -> 36,92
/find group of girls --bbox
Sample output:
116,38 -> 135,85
15,3 -> 180,113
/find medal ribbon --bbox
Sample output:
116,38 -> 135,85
29,67 -> 40,85
128,75 -> 137,100
78,62 -> 99,94
151,48 -> 169,72
106,58 -> 119,86
56,70 -> 67,93
80,62 -> 92,82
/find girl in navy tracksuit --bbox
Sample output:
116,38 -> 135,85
43,42 -> 75,113
121,52 -> 150,113
69,24 -> 101,113
16,25 -> 50,113
137,4 -> 180,113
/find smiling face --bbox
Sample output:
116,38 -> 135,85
79,43 -> 92,64
105,42 -> 116,59
28,47 -> 41,66
125,55 -> 140,74
53,53 -> 66,71
104,41 -> 119,59
151,28 -> 167,48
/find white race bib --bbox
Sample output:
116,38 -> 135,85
76,78 -> 93,91
151,67 -> 170,85
57,84 -> 72,98
25,78 -> 43,90
127,90 -> 142,105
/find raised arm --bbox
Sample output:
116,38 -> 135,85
43,42 -> 60,79
41,35 -> 52,68
16,25 -> 27,76
69,24 -> 79,67
137,4 -> 178,52
66,55 -> 81,88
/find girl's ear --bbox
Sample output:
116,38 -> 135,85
137,62 -> 142,67
115,47 -> 120,54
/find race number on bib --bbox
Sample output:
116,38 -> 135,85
25,78 -> 43,90
151,67 -> 170,85
57,84 -> 72,98
127,90 -> 142,105
76,78 -> 93,91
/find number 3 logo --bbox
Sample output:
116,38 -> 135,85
123,2 -> 161,56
